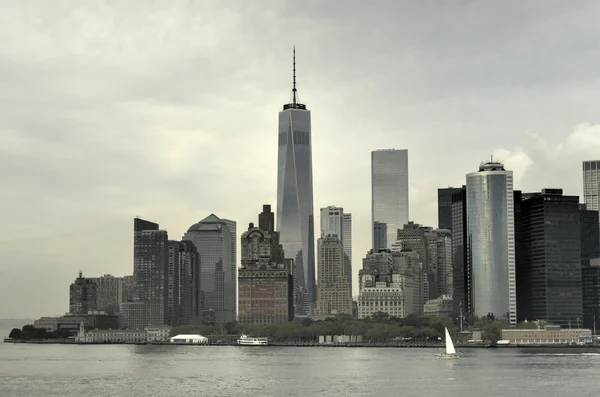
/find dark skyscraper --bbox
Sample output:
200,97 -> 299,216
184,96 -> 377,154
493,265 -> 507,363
276,49 -> 316,309
450,187 -> 470,314
438,187 -> 463,231
133,218 -> 168,326
259,204 -> 275,234
519,189 -> 582,327
581,204 -> 600,330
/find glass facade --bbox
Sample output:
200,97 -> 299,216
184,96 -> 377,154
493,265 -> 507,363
519,190 -> 582,327
183,214 -> 236,324
276,107 -> 316,308
438,187 -> 463,231
583,160 -> 600,246
451,187 -> 470,313
371,149 -> 409,249
466,162 -> 516,324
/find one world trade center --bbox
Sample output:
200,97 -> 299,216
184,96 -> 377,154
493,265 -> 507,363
276,49 -> 316,312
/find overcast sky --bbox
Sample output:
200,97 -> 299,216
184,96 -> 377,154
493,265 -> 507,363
2,1 -> 600,318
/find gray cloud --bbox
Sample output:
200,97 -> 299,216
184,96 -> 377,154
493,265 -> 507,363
2,0 -> 600,317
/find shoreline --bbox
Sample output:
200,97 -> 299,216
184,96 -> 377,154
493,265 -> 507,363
4,338 -> 600,349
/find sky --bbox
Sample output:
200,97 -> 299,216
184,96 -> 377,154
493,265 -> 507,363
3,0 -> 600,318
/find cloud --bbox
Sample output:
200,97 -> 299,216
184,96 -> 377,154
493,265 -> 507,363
3,1 -> 600,317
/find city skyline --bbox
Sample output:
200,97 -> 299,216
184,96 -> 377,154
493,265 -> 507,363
5,1 -> 600,318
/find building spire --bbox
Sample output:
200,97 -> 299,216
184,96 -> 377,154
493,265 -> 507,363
292,46 -> 297,106
283,47 -> 306,110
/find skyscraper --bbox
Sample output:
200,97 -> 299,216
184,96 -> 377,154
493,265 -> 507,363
466,160 -> 516,324
133,217 -> 168,326
166,240 -> 199,327
371,149 -> 409,249
450,187 -> 470,314
183,214 -> 236,324
438,187 -> 463,231
320,205 -> 353,295
238,222 -> 294,324
518,189 -> 582,327
276,49 -> 316,308
316,236 -> 352,316
583,160 -> 600,242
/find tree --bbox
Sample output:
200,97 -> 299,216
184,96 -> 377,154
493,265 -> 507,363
8,328 -> 21,339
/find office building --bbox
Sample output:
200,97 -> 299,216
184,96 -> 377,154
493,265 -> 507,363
450,187 -> 469,313
316,236 -> 352,316
276,49 -> 316,309
581,205 -> 600,331
85,274 -> 126,315
133,218 -> 168,326
238,223 -> 294,324
183,214 -> 236,324
518,189 -> 582,327
467,160 -> 516,324
69,271 -> 98,315
583,161 -> 600,239
166,240 -> 199,327
373,222 -> 388,253
395,222 -> 452,300
371,149 -> 409,250
320,206 -> 353,296
438,187 -> 463,231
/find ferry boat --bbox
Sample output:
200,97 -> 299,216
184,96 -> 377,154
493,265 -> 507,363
237,334 -> 269,346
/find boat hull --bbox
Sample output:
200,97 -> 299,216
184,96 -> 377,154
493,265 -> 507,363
237,341 -> 268,346
438,354 -> 459,359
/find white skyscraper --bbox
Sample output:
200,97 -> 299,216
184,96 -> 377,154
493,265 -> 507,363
371,149 -> 409,249
583,160 -> 600,240
320,206 -> 352,295
466,160 -> 516,325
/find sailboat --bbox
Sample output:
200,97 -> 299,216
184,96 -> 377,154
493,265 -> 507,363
438,327 -> 459,359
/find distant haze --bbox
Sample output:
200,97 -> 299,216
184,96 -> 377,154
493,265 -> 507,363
3,1 -> 600,318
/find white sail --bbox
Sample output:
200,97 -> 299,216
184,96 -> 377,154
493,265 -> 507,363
445,327 -> 456,355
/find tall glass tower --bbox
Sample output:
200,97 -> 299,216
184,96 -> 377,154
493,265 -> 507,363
466,160 -> 516,325
371,149 -> 409,249
276,49 -> 316,308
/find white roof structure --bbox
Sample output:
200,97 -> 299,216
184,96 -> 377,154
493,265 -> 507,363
169,334 -> 208,344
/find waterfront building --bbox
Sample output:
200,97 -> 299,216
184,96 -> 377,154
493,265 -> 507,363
276,49 -> 316,309
423,295 -> 453,317
316,236 -> 352,316
69,271 -> 98,315
166,240 -> 199,327
466,160 -> 516,324
581,205 -> 600,330
518,189 -> 582,327
119,301 -> 149,329
183,214 -> 236,324
34,313 -> 118,334
133,217 -> 168,326
238,223 -> 294,324
75,324 -> 171,344
437,187 -> 463,231
357,278 -> 406,319
320,205 -> 353,296
501,327 -> 592,345
371,149 -> 409,250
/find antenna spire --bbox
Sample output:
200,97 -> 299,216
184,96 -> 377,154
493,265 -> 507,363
292,46 -> 297,106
